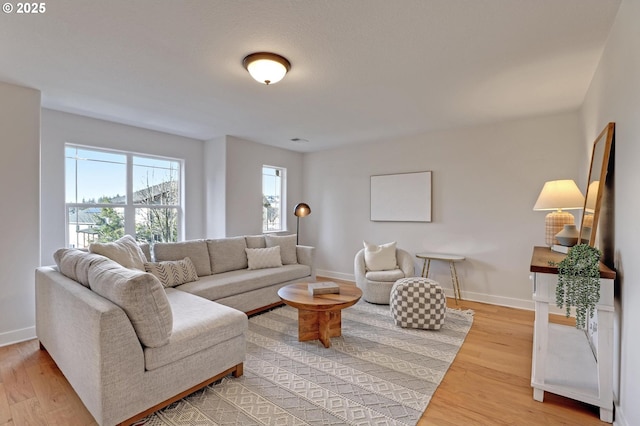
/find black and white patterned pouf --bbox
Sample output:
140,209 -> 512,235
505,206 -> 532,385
390,277 -> 446,330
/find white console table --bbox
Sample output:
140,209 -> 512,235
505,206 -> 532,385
529,246 -> 616,423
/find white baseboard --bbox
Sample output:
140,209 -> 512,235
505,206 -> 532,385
316,269 -> 572,316
614,403 -> 628,426
316,269 -> 355,283
0,326 -> 36,347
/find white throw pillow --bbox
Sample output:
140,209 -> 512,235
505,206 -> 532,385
363,241 -> 398,271
89,234 -> 147,271
245,246 -> 283,270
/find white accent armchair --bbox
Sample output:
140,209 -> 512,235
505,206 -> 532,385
354,248 -> 415,304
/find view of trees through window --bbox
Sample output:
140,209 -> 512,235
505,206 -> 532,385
65,145 -> 181,248
263,165 -> 285,232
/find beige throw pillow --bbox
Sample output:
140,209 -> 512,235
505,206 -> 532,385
144,257 -> 199,288
363,241 -> 398,271
89,234 -> 147,271
245,247 -> 283,270
265,234 -> 297,265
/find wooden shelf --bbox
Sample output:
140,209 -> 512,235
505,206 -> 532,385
529,246 -> 616,279
534,324 -> 599,402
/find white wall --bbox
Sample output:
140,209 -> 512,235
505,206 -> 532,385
40,109 -> 206,265
303,112 -> 582,306
581,0 -> 640,424
224,136 -> 304,237
0,82 -> 41,346
204,136 -> 227,238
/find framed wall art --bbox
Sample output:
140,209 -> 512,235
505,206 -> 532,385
370,171 -> 432,222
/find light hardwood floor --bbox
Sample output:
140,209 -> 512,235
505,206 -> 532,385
0,292 -> 608,425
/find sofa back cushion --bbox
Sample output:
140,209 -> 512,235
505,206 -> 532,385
139,242 -> 152,262
153,240 -> 212,276
89,235 -> 148,271
265,234 -> 298,265
207,237 -> 248,274
245,235 -> 267,249
88,259 -> 173,348
53,248 -> 111,288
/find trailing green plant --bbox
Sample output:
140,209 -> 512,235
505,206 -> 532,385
554,244 -> 601,329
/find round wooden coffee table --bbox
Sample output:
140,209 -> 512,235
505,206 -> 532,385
277,282 -> 362,348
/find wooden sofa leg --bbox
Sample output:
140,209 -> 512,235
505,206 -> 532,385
233,362 -> 243,378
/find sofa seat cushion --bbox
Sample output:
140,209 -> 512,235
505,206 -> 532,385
154,240 -> 212,277
365,269 -> 405,283
176,264 -> 311,301
144,289 -> 247,371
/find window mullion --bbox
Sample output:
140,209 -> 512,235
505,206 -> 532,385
124,153 -> 136,237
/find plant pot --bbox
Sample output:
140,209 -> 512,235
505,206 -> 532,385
555,224 -> 579,246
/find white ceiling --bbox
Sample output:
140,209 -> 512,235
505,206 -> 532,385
0,0 -> 621,152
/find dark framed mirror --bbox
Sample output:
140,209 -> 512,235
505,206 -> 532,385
579,122 -> 615,246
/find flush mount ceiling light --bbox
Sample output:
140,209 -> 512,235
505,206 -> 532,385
243,52 -> 291,85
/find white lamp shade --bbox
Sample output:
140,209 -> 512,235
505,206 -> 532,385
533,179 -> 584,211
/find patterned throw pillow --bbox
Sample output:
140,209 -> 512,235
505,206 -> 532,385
144,257 -> 199,288
245,246 -> 283,270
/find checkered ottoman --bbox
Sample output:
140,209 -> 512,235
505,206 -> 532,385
390,277 -> 446,330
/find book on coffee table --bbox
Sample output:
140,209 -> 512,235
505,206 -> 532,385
308,282 -> 340,295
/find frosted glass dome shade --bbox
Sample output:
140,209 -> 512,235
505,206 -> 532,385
243,52 -> 291,85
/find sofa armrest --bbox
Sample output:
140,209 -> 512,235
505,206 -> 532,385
396,249 -> 416,277
296,245 -> 316,281
36,266 -> 144,425
354,248 -> 367,289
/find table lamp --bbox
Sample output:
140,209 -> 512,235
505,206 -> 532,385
533,179 -> 584,246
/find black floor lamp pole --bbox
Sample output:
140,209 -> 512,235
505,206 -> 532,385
296,217 -> 300,245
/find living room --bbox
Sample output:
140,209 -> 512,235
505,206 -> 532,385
1,1 -> 639,425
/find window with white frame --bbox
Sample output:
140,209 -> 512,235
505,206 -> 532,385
65,145 -> 182,248
262,165 -> 286,232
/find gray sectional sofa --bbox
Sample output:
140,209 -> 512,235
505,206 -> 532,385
35,234 -> 315,425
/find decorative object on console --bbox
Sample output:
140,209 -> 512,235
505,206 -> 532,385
554,224 -> 580,246
554,244 -> 602,329
293,202 -> 311,244
533,179 -> 584,246
243,52 -> 291,85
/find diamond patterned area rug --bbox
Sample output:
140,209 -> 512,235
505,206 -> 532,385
139,300 -> 473,426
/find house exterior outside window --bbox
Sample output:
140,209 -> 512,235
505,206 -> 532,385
65,145 -> 182,248
263,165 -> 286,232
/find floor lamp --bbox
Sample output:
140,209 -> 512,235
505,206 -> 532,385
294,203 -> 311,245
